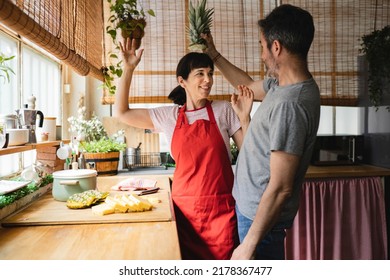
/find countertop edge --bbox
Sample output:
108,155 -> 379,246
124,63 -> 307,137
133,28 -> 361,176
305,164 -> 390,179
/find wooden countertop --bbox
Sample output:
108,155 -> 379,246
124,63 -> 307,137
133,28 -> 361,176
1,165 -> 389,260
305,164 -> 390,179
0,222 -> 180,260
0,174 -> 181,260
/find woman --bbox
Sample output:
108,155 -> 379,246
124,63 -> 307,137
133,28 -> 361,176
113,38 -> 252,259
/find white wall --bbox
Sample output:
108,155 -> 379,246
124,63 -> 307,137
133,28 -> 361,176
251,103 -> 364,136
62,66 -> 110,140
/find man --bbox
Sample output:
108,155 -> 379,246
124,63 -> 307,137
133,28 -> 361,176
202,4 -> 321,259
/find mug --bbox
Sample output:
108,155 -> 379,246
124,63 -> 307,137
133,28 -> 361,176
21,166 -> 39,182
56,144 -> 72,160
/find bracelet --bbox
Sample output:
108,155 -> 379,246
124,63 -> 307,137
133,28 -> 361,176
212,52 -> 222,62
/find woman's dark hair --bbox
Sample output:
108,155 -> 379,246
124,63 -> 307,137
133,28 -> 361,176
168,52 -> 214,105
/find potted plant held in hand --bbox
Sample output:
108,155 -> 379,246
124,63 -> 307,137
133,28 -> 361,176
106,0 -> 155,49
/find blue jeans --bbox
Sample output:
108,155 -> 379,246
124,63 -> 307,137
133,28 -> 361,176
236,206 -> 291,260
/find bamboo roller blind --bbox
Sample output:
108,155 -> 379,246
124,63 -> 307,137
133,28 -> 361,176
0,0 -> 104,81
102,0 -> 390,106
1,1 -> 388,106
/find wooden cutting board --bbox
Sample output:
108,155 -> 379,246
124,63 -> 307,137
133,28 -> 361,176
1,189 -> 173,227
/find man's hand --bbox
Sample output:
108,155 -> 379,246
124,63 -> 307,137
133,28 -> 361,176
200,32 -> 219,58
231,241 -> 256,260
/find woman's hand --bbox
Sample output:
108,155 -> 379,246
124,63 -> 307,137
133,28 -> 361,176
119,38 -> 144,70
231,85 -> 254,137
231,85 -> 254,122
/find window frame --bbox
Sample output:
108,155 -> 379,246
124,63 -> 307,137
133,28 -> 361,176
0,27 -> 62,178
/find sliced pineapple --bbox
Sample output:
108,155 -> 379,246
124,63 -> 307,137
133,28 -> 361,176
187,0 -> 214,51
92,203 -> 115,216
105,195 -> 128,213
126,194 -> 153,212
66,190 -> 109,209
95,194 -> 154,215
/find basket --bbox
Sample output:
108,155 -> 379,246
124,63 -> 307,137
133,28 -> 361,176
83,151 -> 120,176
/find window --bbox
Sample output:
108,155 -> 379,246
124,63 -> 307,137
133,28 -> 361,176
0,31 -> 18,114
0,30 -> 61,118
22,46 -> 61,120
0,29 -> 61,177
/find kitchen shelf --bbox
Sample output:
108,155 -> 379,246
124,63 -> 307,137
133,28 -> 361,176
0,140 -> 70,156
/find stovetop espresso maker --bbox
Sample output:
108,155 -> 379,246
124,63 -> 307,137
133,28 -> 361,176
20,107 -> 44,143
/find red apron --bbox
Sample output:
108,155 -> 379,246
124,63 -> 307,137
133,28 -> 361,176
171,101 -> 238,260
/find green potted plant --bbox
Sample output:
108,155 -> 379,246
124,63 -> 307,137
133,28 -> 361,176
80,135 -> 126,176
0,52 -> 15,83
103,0 -> 155,95
106,0 -> 155,49
360,25 -> 390,111
68,113 -> 126,176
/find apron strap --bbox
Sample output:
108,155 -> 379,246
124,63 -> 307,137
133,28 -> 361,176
205,101 -> 216,124
175,100 -> 215,128
175,104 -> 188,128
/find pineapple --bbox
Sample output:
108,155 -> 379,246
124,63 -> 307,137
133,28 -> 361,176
66,190 -> 109,209
187,0 -> 214,51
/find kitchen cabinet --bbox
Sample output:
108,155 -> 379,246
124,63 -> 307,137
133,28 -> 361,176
286,164 -> 390,260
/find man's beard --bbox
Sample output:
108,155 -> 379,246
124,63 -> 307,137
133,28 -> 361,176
265,56 -> 278,79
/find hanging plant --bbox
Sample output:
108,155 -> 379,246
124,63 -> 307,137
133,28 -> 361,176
102,0 -> 155,95
106,0 -> 155,47
360,25 -> 390,111
101,53 -> 123,95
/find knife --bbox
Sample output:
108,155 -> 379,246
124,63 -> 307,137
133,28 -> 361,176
138,187 -> 159,196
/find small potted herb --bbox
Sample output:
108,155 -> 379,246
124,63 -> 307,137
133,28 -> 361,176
68,112 -> 126,175
80,137 -> 126,154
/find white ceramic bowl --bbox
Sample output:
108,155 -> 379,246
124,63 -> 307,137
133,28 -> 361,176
7,128 -> 29,146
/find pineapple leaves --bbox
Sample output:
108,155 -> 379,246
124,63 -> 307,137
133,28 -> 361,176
187,0 -> 214,51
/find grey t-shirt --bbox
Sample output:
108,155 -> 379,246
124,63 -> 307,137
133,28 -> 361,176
232,77 -> 320,224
